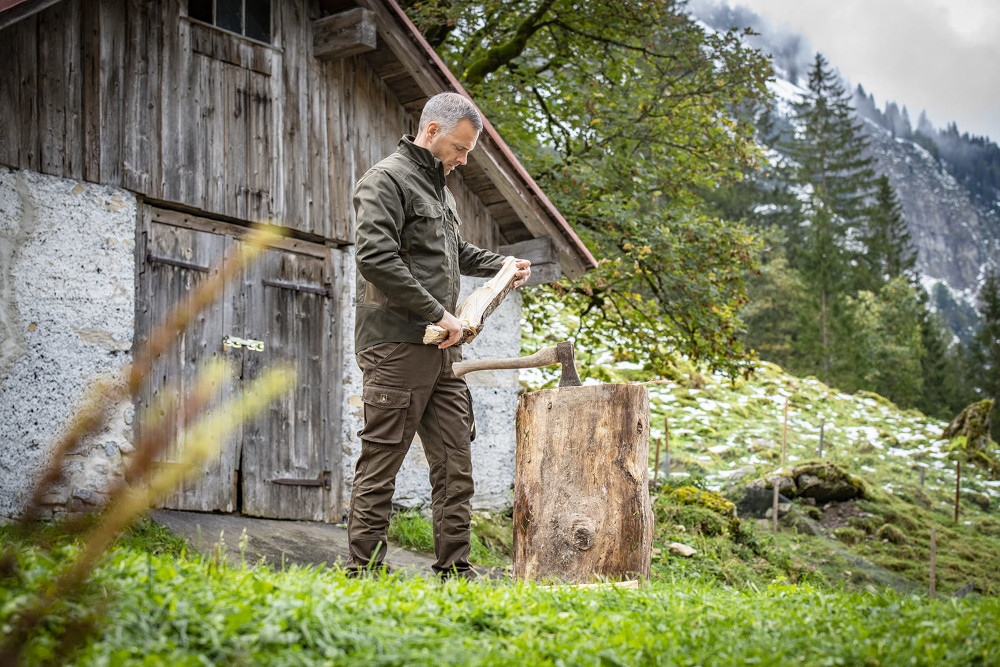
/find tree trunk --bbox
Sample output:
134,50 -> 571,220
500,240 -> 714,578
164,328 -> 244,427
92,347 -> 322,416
513,384 -> 653,583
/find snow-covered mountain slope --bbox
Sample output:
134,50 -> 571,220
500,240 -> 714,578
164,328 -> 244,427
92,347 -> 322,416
763,50 -> 1000,299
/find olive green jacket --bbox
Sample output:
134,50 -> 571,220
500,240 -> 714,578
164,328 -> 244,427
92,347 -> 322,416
353,136 -> 505,352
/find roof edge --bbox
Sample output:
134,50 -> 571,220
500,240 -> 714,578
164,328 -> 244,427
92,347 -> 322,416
0,0 -> 63,31
376,0 -> 597,274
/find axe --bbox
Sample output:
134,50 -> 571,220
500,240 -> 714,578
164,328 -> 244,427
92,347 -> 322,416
452,340 -> 582,387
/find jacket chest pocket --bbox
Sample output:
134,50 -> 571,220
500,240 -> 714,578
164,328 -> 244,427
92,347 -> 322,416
411,200 -> 445,239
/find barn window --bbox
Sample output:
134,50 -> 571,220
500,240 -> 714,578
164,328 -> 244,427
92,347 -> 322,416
189,0 -> 272,43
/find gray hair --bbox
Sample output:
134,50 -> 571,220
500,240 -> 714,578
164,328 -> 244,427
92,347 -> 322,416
417,92 -> 483,136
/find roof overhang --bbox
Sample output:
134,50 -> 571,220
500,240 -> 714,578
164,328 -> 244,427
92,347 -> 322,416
350,0 -> 597,278
0,0 -> 60,30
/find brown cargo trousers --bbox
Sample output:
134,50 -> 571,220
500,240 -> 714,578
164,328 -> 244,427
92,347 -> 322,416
347,342 -> 476,574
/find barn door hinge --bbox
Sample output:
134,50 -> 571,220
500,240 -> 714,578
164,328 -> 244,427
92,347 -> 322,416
223,335 -> 265,351
270,471 -> 331,489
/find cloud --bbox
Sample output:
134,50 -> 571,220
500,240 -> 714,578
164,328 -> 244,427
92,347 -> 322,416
700,0 -> 1000,141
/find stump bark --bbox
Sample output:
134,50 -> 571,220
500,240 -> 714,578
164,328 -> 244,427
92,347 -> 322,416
513,383 -> 654,582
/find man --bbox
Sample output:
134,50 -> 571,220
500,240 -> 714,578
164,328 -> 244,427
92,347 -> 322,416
348,92 -> 531,578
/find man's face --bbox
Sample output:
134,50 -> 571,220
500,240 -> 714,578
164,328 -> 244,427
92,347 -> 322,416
423,119 -> 480,175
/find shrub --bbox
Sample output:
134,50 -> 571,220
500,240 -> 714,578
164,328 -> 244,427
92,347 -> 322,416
669,486 -> 736,516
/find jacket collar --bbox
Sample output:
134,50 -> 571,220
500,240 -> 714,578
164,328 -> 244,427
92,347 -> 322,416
398,136 -> 444,180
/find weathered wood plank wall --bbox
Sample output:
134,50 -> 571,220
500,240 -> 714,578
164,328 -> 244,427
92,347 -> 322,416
0,0 -> 501,250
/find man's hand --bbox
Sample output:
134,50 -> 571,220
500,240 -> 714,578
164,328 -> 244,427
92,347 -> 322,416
511,257 -> 532,289
435,311 -> 465,349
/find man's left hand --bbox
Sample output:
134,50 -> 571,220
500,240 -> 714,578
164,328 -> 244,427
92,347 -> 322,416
511,257 -> 532,289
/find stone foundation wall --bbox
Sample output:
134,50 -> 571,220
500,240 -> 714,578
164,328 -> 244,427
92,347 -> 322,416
0,167 -> 136,521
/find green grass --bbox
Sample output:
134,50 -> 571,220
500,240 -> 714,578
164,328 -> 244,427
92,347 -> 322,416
6,325 -> 999,662
388,509 -> 513,568
3,525 -> 999,666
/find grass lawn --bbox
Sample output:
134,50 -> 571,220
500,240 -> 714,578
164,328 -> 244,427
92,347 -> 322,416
2,520 -> 999,666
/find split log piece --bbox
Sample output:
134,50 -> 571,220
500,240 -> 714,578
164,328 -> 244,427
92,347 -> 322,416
423,256 -> 519,345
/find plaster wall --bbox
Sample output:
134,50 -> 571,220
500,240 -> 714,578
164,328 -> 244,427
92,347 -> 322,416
0,167 -> 136,521
339,247 -> 522,515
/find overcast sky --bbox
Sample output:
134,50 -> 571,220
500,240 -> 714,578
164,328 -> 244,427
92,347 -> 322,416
705,0 -> 1000,142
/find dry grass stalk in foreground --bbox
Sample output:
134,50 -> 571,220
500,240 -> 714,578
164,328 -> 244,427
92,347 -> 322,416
18,225 -> 274,527
1,226 -> 294,667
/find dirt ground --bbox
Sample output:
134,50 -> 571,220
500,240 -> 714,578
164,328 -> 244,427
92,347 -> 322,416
149,509 -> 436,574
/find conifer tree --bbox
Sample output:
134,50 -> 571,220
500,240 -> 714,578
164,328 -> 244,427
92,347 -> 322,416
798,203 -> 851,381
782,53 -> 876,382
917,305 -> 977,418
861,175 -> 917,290
786,53 -> 877,229
972,269 -> 1000,440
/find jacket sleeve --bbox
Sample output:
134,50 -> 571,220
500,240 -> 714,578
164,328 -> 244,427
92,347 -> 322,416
353,169 -> 446,323
458,240 -> 506,278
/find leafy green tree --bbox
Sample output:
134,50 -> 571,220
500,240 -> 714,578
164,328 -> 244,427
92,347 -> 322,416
403,0 -> 773,376
847,278 -> 926,406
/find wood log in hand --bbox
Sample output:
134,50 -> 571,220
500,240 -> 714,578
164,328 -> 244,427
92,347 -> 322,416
423,256 -> 522,346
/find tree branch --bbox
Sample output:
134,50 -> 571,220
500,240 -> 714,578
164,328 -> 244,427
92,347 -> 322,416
461,0 -> 558,87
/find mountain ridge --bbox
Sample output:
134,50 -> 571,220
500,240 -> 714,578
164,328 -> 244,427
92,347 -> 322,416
692,1 -> 1000,300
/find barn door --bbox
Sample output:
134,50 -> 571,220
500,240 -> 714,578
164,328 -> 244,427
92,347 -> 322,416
136,220 -> 240,512
137,207 -> 341,521
239,244 -> 337,522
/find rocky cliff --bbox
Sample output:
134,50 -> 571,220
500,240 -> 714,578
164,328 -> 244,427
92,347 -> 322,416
862,120 -> 1000,296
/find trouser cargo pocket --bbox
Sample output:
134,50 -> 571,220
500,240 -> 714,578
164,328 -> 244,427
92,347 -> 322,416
358,384 -> 411,445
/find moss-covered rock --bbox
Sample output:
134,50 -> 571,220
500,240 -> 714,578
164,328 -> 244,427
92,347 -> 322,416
791,461 -> 868,504
669,486 -> 736,517
833,527 -> 865,546
736,461 -> 867,516
876,523 -> 908,545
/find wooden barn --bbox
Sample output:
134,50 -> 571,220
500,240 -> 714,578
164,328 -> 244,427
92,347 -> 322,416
0,0 -> 595,523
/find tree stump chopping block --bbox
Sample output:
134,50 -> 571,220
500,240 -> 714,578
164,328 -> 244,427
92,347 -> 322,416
513,383 -> 654,583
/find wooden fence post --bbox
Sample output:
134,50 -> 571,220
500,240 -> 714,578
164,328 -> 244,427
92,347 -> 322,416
954,460 -> 961,523
773,397 -> 789,536
782,397 -> 788,465
653,437 -> 662,485
663,417 -> 671,480
929,526 -> 937,599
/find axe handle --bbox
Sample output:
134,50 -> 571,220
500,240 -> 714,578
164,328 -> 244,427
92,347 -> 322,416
452,346 -> 559,377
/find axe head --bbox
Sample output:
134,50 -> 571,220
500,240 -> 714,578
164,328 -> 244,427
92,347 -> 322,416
556,341 -> 582,387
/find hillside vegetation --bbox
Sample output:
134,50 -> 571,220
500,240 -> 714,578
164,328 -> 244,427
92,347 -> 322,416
4,350 -> 999,664
520,343 -> 1000,596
